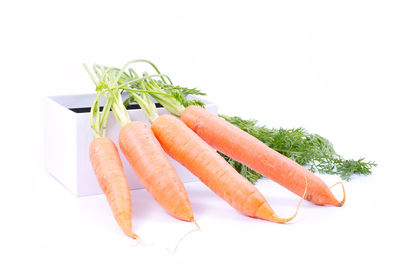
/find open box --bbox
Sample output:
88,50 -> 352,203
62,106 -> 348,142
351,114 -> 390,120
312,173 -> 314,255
43,93 -> 218,196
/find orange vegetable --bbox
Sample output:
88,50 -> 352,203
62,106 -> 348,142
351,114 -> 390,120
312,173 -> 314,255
84,63 -> 139,239
89,137 -> 138,238
119,121 -> 193,221
152,114 -> 298,223
181,105 -> 345,206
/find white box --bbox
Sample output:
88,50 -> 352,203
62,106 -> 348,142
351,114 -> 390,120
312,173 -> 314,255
43,93 -> 218,196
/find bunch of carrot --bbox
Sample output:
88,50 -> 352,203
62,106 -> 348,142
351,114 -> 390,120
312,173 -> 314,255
85,60 -> 345,239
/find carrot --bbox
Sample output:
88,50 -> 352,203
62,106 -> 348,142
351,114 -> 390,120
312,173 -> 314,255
180,105 -> 345,206
89,137 -> 138,238
151,114 -> 297,222
88,64 -> 194,222
83,68 -> 139,239
119,121 -> 193,221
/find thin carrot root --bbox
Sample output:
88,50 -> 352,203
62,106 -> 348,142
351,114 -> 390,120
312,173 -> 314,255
271,175 -> 309,224
130,234 -> 142,247
193,219 -> 201,231
329,182 -> 346,207
168,220 -> 201,254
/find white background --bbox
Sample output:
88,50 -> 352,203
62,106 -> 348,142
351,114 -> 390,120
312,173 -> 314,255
1,1 -> 399,266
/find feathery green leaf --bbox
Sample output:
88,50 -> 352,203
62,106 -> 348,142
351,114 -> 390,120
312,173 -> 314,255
220,115 -> 377,183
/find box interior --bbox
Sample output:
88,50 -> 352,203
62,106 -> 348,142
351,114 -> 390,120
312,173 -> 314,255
49,93 -> 210,113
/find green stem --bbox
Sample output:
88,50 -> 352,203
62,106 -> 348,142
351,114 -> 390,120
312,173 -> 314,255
89,93 -> 101,138
118,59 -> 173,84
88,88 -> 112,138
144,78 -> 186,116
111,70 -> 162,124
100,95 -> 113,137
110,89 -> 131,127
118,74 -> 172,89
84,64 -> 98,86
91,61 -> 172,127
85,64 -> 129,136
105,60 -> 188,117
125,87 -> 159,124
87,60 -> 185,130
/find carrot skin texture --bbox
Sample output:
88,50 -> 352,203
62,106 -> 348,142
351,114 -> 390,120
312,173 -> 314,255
119,121 -> 194,222
89,137 -> 137,238
181,106 -> 343,207
151,114 -> 289,222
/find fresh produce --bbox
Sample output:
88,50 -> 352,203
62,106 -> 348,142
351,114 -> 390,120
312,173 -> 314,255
86,78 -> 138,239
86,64 -> 194,222
82,58 -> 376,238
115,66 -> 304,223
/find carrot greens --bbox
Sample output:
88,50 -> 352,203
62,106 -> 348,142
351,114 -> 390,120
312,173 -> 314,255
84,64 -> 114,138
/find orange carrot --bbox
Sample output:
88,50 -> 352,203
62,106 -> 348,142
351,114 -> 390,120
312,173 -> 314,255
181,105 -> 345,206
119,121 -> 193,221
84,64 -> 139,239
152,114 -> 297,223
89,137 -> 138,238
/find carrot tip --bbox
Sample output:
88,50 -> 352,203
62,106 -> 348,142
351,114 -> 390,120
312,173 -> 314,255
129,233 -> 142,247
329,182 -> 346,206
131,233 -> 141,240
168,220 -> 201,254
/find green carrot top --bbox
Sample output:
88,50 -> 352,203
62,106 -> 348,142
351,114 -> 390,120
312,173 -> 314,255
84,64 -> 116,138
